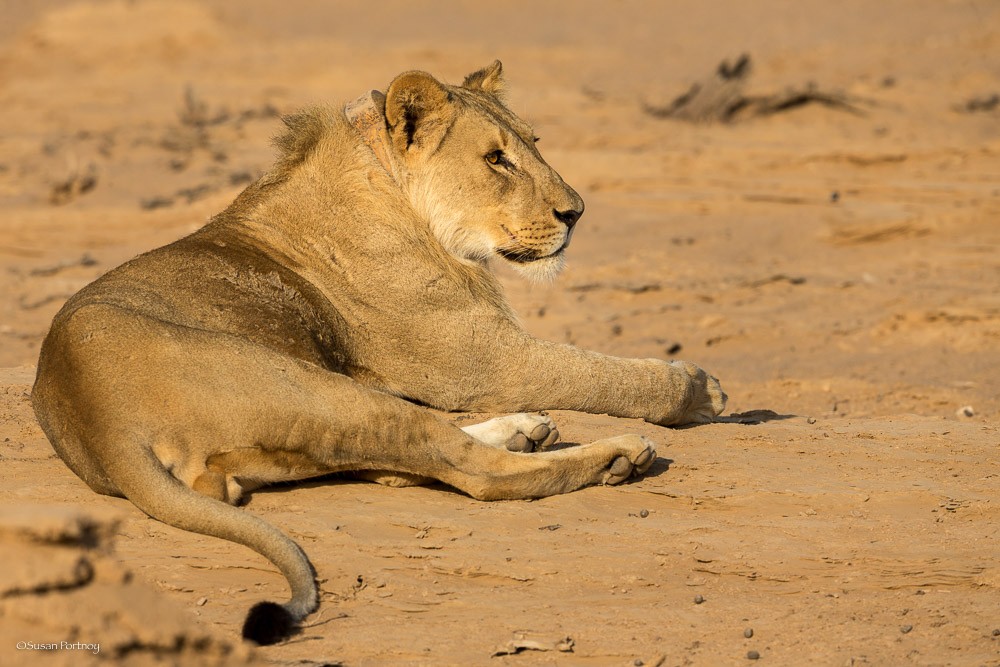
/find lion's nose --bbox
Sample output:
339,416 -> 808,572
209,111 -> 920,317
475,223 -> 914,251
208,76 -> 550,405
553,208 -> 582,229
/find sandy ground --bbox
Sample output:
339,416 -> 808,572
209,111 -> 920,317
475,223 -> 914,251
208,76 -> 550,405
1,1 -> 999,665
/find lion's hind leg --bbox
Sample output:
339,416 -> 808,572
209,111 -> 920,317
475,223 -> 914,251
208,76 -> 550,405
198,448 -> 329,505
192,470 -> 231,503
354,413 -> 559,488
448,434 -> 658,500
460,413 -> 559,452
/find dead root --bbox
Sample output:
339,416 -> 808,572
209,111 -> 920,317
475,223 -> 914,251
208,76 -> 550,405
643,53 -> 871,123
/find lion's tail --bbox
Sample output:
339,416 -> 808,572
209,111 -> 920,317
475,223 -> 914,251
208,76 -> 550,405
95,443 -> 317,645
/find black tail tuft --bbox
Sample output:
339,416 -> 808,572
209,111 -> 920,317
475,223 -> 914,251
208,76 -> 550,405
242,601 -> 296,645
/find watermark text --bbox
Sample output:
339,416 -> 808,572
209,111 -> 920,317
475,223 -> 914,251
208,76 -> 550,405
16,641 -> 100,654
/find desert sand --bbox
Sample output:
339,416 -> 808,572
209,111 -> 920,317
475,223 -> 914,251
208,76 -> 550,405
1,1 -> 998,665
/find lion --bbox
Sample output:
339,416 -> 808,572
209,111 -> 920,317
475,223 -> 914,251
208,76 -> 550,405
31,61 -> 726,645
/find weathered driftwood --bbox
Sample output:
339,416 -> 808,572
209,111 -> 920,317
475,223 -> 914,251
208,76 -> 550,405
644,53 -> 867,123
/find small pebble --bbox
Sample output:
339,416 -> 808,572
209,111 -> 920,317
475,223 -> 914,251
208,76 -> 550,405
744,628 -> 754,639
747,650 -> 760,660
900,624 -> 913,634
992,628 -> 1000,636
196,597 -> 208,606
634,660 -> 644,667
140,196 -> 174,210
639,509 -> 649,518
694,595 -> 705,604
807,417 -> 816,424
830,191 -> 840,203
956,405 -> 975,418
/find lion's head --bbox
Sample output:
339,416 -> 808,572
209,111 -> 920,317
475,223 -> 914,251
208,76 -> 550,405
348,61 -> 584,281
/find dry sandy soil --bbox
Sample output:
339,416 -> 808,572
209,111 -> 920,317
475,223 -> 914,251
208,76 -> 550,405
1,1 -> 999,665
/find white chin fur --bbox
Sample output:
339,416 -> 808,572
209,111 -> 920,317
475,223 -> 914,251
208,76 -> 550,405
507,252 -> 566,283
409,184 -> 496,263
409,183 -> 567,279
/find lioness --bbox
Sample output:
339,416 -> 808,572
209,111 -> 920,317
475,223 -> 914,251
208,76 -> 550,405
32,62 -> 726,645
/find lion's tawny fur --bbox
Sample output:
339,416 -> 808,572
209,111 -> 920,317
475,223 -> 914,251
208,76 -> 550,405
32,62 -> 725,644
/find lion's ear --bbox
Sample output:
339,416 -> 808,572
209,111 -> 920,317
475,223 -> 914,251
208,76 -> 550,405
385,70 -> 454,155
462,60 -> 505,96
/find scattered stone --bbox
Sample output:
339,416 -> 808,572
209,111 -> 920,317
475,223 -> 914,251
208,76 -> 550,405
694,595 -> 705,604
992,628 -> 999,636
900,624 -> 913,634
229,170 -> 255,186
830,190 -> 841,203
666,343 -> 683,355
178,85 -> 230,129
744,628 -> 754,638
141,196 -> 174,210
639,509 -> 649,518
807,417 -> 817,424
29,253 -> 98,277
744,273 -> 807,288
567,281 -> 662,295
941,498 -> 964,512
50,163 -> 98,205
956,405 -> 974,418
196,596 -> 208,606
955,93 -> 999,113
177,183 -> 216,203
747,650 -> 760,660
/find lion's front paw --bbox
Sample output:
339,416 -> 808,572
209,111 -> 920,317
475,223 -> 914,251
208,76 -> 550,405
669,361 -> 727,425
598,435 -> 657,485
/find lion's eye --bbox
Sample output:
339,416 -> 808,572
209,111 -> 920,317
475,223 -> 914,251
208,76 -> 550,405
485,149 -> 506,166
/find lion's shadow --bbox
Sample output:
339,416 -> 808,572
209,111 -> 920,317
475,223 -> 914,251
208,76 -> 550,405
251,411 -> 800,503
711,409 -> 796,425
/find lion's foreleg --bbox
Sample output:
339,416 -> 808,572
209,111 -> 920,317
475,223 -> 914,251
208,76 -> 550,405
469,336 -> 726,426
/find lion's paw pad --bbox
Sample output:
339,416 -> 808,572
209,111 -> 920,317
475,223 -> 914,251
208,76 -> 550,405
634,444 -> 655,472
506,433 -> 534,453
602,436 -> 656,485
462,413 -> 559,452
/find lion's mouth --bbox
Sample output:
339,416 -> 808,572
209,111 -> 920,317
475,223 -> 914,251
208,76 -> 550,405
497,247 -> 547,263
497,226 -> 569,264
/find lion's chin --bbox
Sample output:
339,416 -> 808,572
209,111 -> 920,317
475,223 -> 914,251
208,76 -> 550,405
505,250 -> 566,283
